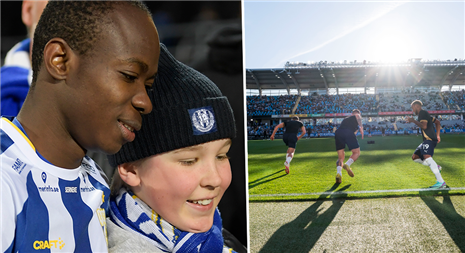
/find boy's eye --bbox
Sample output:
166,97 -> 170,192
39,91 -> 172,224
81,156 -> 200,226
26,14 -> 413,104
179,158 -> 197,166
216,154 -> 230,161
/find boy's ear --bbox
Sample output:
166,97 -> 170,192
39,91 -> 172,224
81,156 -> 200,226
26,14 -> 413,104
118,163 -> 141,187
43,38 -> 75,80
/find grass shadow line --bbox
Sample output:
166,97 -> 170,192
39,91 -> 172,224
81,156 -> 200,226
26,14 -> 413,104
249,170 -> 285,184
249,171 -> 287,190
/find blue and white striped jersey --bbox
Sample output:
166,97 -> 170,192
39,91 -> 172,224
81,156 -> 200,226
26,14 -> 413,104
1,118 -> 110,253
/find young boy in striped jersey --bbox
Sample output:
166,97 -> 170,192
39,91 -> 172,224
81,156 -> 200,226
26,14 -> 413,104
1,1 -> 160,252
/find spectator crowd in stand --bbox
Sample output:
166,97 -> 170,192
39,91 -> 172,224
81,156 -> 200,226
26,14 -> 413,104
247,90 -> 465,117
442,90 -> 465,110
246,90 -> 465,139
247,95 -> 296,116
295,94 -> 378,114
377,92 -> 447,112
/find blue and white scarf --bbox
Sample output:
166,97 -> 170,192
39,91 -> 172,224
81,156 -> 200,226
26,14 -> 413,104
109,188 -> 235,253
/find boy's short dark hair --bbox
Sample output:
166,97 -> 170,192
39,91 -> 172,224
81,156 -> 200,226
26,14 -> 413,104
31,1 -> 151,83
411,100 -> 423,106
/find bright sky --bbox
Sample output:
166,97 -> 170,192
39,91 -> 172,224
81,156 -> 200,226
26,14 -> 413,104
244,0 -> 465,69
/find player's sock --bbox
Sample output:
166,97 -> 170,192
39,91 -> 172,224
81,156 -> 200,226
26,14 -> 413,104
346,158 -> 354,167
337,166 -> 342,175
424,157 -> 445,183
413,159 -> 428,166
286,154 -> 293,164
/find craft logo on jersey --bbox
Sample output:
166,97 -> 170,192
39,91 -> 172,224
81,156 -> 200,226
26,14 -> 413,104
33,238 -> 65,250
189,106 -> 217,135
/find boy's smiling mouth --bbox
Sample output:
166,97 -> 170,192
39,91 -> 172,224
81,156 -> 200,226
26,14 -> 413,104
187,199 -> 213,206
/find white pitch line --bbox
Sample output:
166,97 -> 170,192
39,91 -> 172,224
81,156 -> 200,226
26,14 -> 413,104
250,187 -> 465,198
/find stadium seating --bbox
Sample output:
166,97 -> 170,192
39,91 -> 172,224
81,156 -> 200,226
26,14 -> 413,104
246,91 -> 464,139
295,94 -> 378,114
378,92 -> 448,112
246,92 -> 452,116
247,95 -> 297,116
442,90 -> 465,110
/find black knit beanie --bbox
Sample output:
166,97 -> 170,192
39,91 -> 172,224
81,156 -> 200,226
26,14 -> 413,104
108,44 -> 236,167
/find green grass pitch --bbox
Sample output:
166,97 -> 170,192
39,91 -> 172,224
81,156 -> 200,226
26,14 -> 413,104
248,134 -> 465,201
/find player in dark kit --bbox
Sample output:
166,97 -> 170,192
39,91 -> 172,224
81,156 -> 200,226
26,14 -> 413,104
270,116 -> 306,174
406,100 -> 446,189
334,109 -> 364,184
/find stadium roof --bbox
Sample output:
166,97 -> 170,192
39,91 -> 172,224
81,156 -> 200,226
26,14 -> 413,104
246,59 -> 465,92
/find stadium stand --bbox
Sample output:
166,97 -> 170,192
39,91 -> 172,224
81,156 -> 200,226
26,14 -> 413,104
378,92 -> 448,112
296,94 -> 378,114
246,92 -> 450,116
442,90 -> 465,110
247,95 -> 297,116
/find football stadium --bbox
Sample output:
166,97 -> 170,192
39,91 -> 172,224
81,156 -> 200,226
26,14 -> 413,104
246,60 -> 465,252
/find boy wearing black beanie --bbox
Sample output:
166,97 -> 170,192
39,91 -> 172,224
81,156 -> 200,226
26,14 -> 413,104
106,44 -> 241,253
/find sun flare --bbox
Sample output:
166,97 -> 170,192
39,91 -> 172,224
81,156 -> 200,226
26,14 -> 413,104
367,29 -> 413,62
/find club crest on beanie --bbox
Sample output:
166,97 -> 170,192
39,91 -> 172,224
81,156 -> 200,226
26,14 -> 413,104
189,106 -> 218,135
108,44 -> 236,167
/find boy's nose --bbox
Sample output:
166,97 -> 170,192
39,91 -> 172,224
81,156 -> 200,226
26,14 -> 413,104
200,162 -> 222,189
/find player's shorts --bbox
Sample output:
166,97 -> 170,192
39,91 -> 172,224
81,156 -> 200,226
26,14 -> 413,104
283,133 -> 298,148
335,128 -> 359,151
413,140 -> 437,159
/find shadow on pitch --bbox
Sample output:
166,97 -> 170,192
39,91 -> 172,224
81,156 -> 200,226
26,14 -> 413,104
249,170 -> 287,189
258,184 -> 351,253
420,191 -> 465,252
